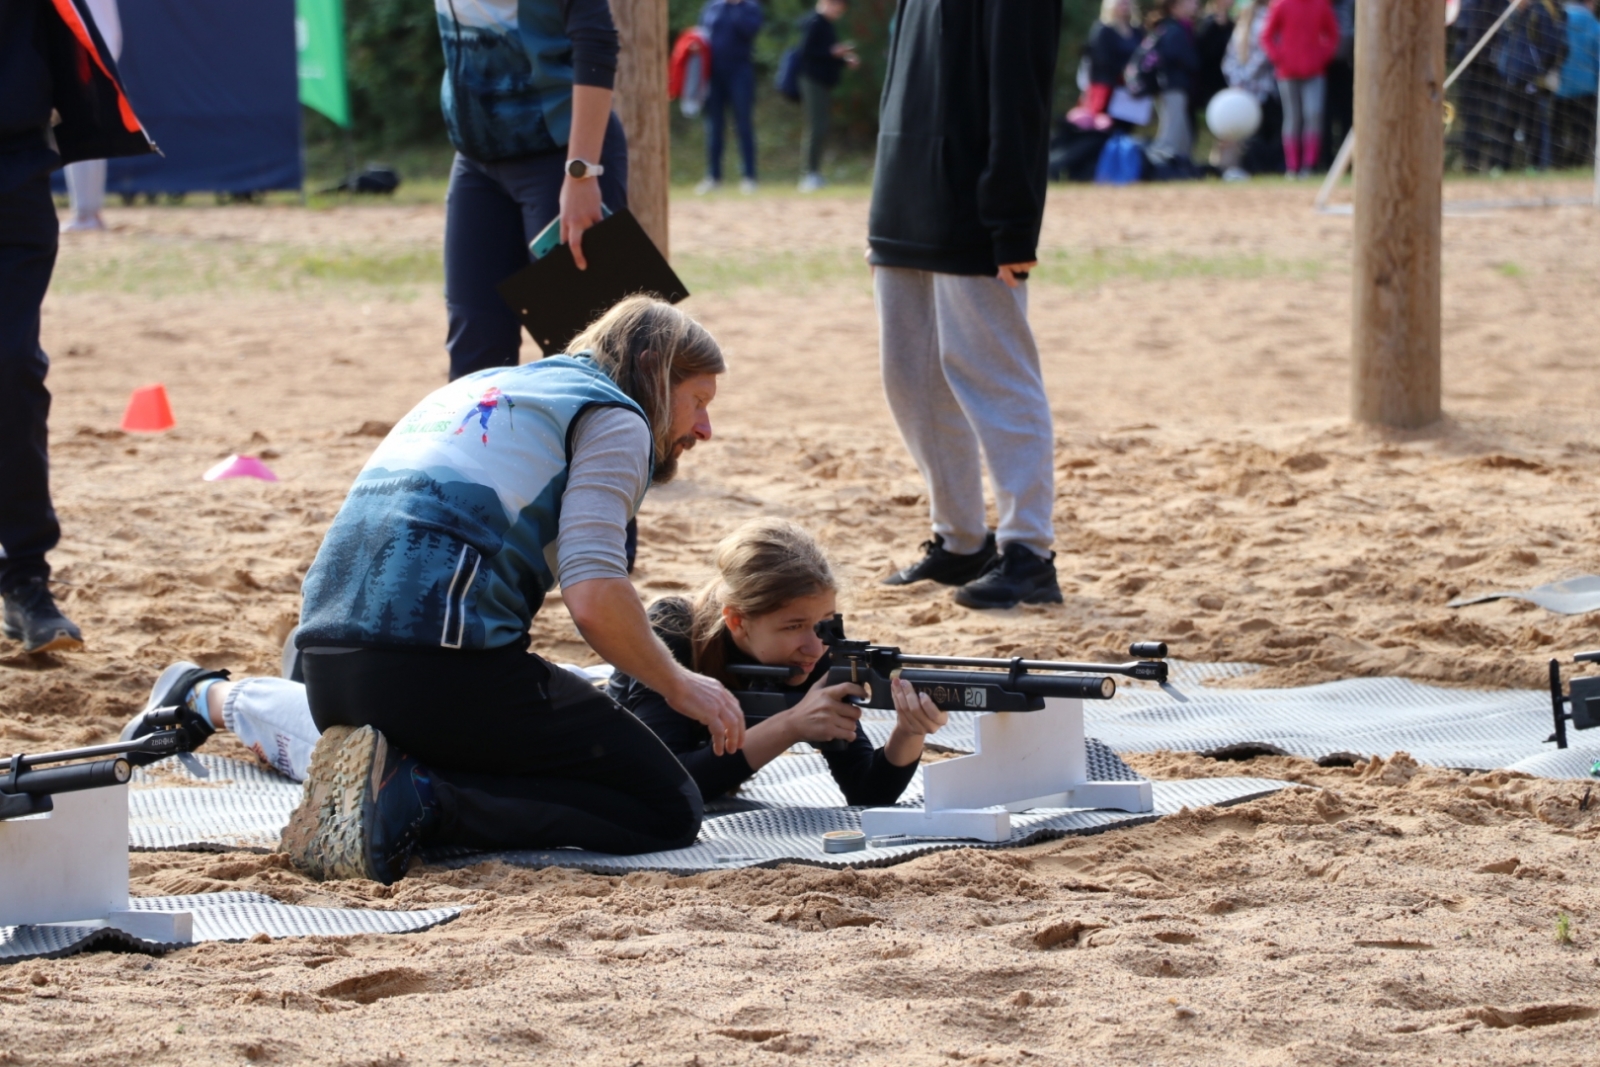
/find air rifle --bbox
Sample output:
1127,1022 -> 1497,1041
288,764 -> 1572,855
0,705 -> 208,822
730,614 -> 1169,752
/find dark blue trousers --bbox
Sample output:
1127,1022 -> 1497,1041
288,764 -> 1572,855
443,114 -> 629,381
0,144 -> 63,594
704,63 -> 756,182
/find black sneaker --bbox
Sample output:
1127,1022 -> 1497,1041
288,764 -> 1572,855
119,661 -> 225,764
882,532 -> 997,586
281,725 -> 439,885
1,577 -> 84,653
953,543 -> 1064,610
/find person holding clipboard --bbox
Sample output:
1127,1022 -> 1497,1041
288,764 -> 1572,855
436,0 -> 628,380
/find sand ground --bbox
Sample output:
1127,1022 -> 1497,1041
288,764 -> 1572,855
4,181 -> 1600,1063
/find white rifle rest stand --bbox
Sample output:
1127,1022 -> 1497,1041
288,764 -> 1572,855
0,784 -> 192,942
859,696 -> 1153,843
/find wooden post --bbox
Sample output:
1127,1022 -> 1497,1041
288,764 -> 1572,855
1351,1 -> 1444,428
612,0 -> 670,259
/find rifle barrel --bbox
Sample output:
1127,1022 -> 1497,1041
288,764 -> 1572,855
1,758 -> 131,796
8,731 -> 176,770
896,654 -> 1149,678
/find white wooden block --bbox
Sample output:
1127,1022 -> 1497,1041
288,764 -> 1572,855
860,806 -> 1012,843
0,785 -> 129,927
106,909 -> 194,943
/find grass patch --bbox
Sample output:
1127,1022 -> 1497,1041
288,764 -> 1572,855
1032,247 -> 1326,288
51,241 -> 442,297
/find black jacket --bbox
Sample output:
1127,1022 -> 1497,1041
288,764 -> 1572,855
798,11 -> 845,87
1151,17 -> 1200,96
867,0 -> 1061,276
0,0 -> 152,167
1087,21 -> 1142,86
606,598 -> 918,806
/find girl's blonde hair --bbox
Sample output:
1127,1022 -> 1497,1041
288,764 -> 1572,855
682,519 -> 838,687
567,296 -> 726,472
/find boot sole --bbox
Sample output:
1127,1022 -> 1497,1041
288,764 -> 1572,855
953,584 -> 1065,610
280,725 -> 381,881
4,622 -> 84,654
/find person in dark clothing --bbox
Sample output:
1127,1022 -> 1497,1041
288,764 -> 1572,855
1492,0 -> 1568,170
796,0 -> 858,191
608,520 -> 943,806
1192,0 -> 1235,118
2,0 -> 152,654
1147,0 -> 1202,163
1456,0 -> 1513,170
696,0 -> 763,193
437,0 -> 629,381
870,0 -> 1064,611
1081,0 -> 1145,121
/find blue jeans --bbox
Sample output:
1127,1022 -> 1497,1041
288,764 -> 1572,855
704,62 -> 756,181
0,144 -> 63,592
443,114 -> 629,381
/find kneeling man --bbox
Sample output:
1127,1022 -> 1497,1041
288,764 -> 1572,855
281,297 -> 743,883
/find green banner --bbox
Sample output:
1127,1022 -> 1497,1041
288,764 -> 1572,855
296,0 -> 350,128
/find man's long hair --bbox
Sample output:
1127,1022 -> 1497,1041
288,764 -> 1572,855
569,297 -> 726,478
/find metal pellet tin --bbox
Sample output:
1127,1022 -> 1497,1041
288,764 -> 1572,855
822,830 -> 866,853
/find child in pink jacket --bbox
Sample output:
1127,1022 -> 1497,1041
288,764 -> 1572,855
1261,0 -> 1340,175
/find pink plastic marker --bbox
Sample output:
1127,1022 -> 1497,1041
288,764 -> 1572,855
202,454 -> 278,482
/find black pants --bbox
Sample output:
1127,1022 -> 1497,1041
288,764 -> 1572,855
0,145 -> 63,593
302,642 -> 703,855
1553,95 -> 1597,169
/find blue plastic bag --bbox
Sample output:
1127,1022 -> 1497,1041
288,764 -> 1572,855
1094,135 -> 1145,185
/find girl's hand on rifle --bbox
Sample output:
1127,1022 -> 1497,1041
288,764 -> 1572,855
784,676 -> 865,744
883,677 -> 949,767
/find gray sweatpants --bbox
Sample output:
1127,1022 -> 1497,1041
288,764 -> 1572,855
875,266 -> 1055,558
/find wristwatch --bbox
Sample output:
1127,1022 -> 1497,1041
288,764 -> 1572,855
566,158 -> 604,180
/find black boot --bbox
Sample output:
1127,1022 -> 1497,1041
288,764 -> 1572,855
1,577 -> 84,653
882,532 -> 997,587
953,543 -> 1063,609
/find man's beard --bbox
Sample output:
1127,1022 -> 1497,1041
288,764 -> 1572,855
651,435 -> 697,485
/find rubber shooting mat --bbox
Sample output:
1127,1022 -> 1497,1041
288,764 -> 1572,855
1089,663 -> 1598,776
0,892 -> 461,964
1448,574 -> 1600,615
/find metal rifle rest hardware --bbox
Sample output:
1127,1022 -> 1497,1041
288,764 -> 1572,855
1547,650 -> 1600,749
730,618 -> 1165,842
0,709 -> 201,941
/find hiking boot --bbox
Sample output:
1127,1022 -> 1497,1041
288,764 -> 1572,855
882,533 -> 997,587
280,725 -> 439,885
2,577 -> 84,653
953,542 -> 1064,610
119,661 -> 225,764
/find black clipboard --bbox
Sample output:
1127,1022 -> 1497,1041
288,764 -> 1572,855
496,208 -> 690,355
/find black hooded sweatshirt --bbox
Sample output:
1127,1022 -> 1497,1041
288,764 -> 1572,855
867,0 -> 1061,277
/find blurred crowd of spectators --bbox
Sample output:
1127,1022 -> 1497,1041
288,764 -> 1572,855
1054,0 -> 1600,184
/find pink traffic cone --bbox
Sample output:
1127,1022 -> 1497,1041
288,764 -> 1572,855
202,454 -> 278,482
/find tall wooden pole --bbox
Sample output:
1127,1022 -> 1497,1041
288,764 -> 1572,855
612,0 -> 670,259
1351,1 -> 1444,428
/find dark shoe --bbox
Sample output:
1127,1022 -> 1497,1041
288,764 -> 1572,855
953,543 -> 1064,610
281,725 -> 439,885
119,661 -> 225,764
882,532 -> 997,586
1,577 -> 84,653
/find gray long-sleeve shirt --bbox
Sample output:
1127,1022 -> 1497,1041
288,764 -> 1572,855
556,405 -> 652,588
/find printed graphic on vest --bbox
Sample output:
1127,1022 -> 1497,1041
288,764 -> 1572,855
454,386 -> 516,445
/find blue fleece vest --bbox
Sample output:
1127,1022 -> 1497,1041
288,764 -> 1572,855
298,357 -> 649,651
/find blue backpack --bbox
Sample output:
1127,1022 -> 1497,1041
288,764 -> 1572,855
776,46 -> 803,102
1094,134 -> 1145,185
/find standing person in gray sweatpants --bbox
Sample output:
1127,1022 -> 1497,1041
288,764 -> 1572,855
869,0 -> 1063,610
